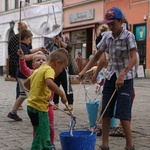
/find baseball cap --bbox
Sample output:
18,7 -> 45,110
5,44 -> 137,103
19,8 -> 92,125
99,7 -> 124,24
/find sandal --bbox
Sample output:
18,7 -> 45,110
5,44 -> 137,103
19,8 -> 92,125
53,104 -> 59,110
109,127 -> 125,137
96,128 -> 102,136
124,145 -> 135,150
98,145 -> 109,150
64,105 -> 73,111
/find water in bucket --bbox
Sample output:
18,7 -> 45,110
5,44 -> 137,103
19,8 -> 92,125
59,130 -> 97,150
86,101 -> 100,127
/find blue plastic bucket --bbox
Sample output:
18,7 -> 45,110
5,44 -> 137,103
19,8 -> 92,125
110,117 -> 117,128
110,102 -> 117,128
86,101 -> 100,127
59,130 -> 97,150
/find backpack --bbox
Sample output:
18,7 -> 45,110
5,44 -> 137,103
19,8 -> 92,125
68,54 -> 78,75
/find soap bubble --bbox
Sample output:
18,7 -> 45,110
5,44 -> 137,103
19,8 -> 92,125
22,1 -> 63,37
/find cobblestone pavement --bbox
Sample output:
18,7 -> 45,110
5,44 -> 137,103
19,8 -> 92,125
0,76 -> 150,150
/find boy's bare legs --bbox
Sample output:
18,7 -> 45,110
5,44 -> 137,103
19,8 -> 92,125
101,117 -> 110,148
7,97 -> 25,121
121,120 -> 133,149
12,97 -> 25,112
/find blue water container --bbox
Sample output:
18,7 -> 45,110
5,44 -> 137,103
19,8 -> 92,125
110,102 -> 117,128
59,130 -> 97,150
86,101 -> 100,127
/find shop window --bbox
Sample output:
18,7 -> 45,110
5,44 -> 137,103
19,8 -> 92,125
71,30 -> 86,43
25,0 -> 30,3
5,0 -> 9,11
71,30 -> 86,58
37,0 -> 42,3
15,0 -> 19,9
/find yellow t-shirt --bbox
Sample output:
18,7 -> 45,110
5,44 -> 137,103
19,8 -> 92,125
27,64 -> 55,112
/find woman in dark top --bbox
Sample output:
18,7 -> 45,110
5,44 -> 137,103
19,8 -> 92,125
8,22 -> 29,100
46,35 -> 74,111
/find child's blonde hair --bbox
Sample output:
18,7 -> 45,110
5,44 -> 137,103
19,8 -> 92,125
18,22 -> 27,32
48,48 -> 69,65
32,51 -> 46,62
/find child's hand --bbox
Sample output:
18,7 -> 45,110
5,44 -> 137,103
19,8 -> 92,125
60,94 -> 67,104
57,36 -> 62,42
17,49 -> 24,58
78,70 -> 86,81
92,72 -> 97,84
39,46 -> 46,52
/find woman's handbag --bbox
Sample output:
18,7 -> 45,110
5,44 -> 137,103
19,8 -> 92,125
69,54 -> 78,75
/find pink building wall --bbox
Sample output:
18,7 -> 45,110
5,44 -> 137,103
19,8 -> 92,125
105,0 -> 150,76
64,0 -> 85,6
63,1 -> 104,28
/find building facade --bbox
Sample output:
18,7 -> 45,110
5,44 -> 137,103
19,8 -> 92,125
0,0 -> 62,78
62,0 -> 104,59
62,0 -> 150,78
104,0 -> 150,78
1,0 -> 150,78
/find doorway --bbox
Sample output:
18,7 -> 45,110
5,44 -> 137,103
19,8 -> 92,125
70,28 -> 93,59
137,42 -> 146,70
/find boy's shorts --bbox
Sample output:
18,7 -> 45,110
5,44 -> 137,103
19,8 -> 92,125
17,78 -> 28,98
102,73 -> 133,121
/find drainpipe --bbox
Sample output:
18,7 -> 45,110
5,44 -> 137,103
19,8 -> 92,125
0,66 -> 3,76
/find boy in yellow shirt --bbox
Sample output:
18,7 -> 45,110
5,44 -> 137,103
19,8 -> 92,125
24,48 -> 69,150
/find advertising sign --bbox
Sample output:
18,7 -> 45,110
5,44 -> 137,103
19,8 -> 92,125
137,65 -> 145,78
135,25 -> 146,41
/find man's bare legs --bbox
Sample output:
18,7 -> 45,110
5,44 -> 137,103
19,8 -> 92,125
99,118 -> 134,150
101,117 -> 110,148
121,120 -> 133,149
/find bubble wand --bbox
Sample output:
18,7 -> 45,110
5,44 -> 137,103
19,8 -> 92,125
52,4 -> 60,30
19,1 -> 22,49
93,89 -> 117,132
64,103 -> 76,136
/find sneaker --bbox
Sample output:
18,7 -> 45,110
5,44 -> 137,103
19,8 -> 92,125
7,112 -> 22,121
124,145 -> 135,150
51,144 -> 56,150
